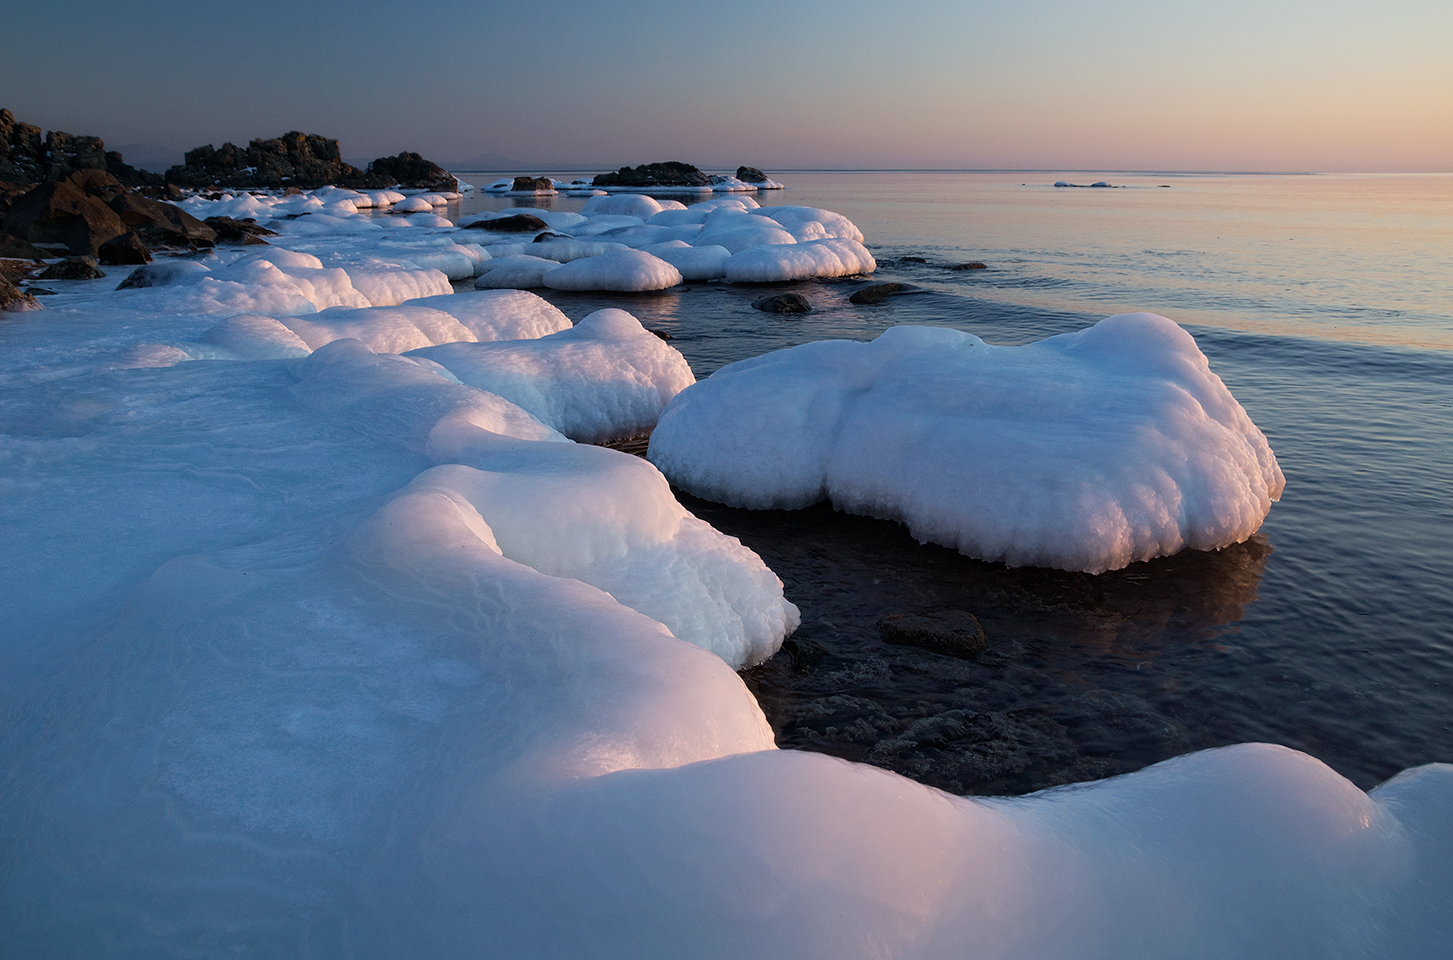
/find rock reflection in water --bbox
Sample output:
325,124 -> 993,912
677,495 -> 1273,797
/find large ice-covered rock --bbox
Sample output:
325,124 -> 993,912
723,237 -> 877,282
473,254 -> 561,289
648,314 -> 1285,573
542,247 -> 683,292
411,308 -> 695,442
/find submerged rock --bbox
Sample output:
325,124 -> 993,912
849,281 -> 919,305
463,213 -> 548,233
751,292 -> 811,314
948,261 -> 988,271
877,610 -> 988,659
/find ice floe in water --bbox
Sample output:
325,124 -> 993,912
649,314 -> 1285,573
2,186 -> 1446,958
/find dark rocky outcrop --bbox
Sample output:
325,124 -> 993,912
849,282 -> 919,305
2,175 -> 129,256
107,192 -> 215,249
462,213 -> 548,233
1,109 -> 165,190
751,292 -> 811,314
736,165 -> 769,183
164,132 -> 455,191
98,231 -> 152,265
509,176 -> 553,192
204,216 -> 275,245
0,232 -> 51,259
38,256 -> 105,281
592,162 -> 710,188
877,610 -> 987,660
0,110 -> 45,184
0,272 -> 41,311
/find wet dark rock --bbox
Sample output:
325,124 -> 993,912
38,256 -> 104,281
752,292 -> 811,314
463,213 -> 548,232
877,610 -> 987,659
948,261 -> 988,271
363,152 -> 456,192
646,328 -> 672,340
204,216 -> 275,245
510,176 -> 554,192
97,231 -> 151,265
592,162 -> 710,188
108,193 -> 215,249
849,281 -> 919,305
0,272 -> 40,311
736,165 -> 769,183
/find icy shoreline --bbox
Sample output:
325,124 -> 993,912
1,190 -> 1449,958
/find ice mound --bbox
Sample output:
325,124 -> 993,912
404,289 -> 572,342
473,254 -> 561,289
394,196 -> 435,212
542,248 -> 683,292
642,240 -> 731,280
648,314 -> 1284,573
757,205 -> 865,243
410,308 -> 695,442
695,210 -> 799,253
724,237 -> 877,282
203,314 -> 313,359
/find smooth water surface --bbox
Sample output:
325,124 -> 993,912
456,172 -> 1453,793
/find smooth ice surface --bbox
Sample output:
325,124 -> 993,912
3,186 -> 1446,959
410,308 -> 695,442
649,315 -> 1284,573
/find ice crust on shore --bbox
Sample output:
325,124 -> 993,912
2,187 -> 1447,959
649,315 -> 1285,573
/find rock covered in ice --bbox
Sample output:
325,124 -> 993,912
473,254 -> 561,289
649,314 -> 1285,573
542,248 -> 683,292
405,289 -> 571,342
724,237 -> 877,282
411,308 -> 695,442
642,240 -> 731,280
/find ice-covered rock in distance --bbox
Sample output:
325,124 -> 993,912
724,237 -> 877,282
542,248 -> 682,292
410,308 -> 695,442
648,314 -> 1285,574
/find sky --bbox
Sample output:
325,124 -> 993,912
3,0 -> 1451,173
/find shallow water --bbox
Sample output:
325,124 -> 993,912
457,172 -> 1453,794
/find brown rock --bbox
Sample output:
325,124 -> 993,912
0,232 -> 51,259
98,231 -> 152,265
0,272 -> 41,311
751,293 -> 811,314
462,213 -> 548,232
2,179 -> 128,256
204,216 -> 275,245
849,282 -> 919,305
736,166 -> 769,183
107,193 -> 215,249
877,610 -> 987,660
511,176 -> 554,192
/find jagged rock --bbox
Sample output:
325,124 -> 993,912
462,213 -> 548,233
42,130 -> 108,181
948,261 -> 987,271
736,166 -> 768,183
2,176 -> 129,256
98,231 -> 152,265
0,109 -> 44,184
204,216 -> 274,245
592,162 -> 710,188
511,176 -> 554,192
107,193 -> 215,249
0,272 -> 41,311
751,293 -> 811,314
849,282 -> 919,305
165,131 -> 456,191
38,256 -> 105,281
877,610 -> 987,660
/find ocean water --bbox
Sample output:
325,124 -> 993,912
456,172 -> 1453,795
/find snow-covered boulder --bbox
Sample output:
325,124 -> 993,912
648,314 -> 1285,573
473,254 -> 561,289
411,308 -> 694,442
542,248 -> 682,292
723,237 -> 877,282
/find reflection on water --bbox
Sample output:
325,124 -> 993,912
681,495 -> 1273,796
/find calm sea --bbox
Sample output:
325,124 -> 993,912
455,172 -> 1453,795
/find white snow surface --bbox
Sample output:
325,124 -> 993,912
410,308 -> 695,442
542,248 -> 683,292
2,189 -> 1446,959
648,315 -> 1286,573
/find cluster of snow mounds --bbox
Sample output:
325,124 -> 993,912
649,314 -> 1286,573
6,192 -> 1448,959
410,308 -> 694,442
